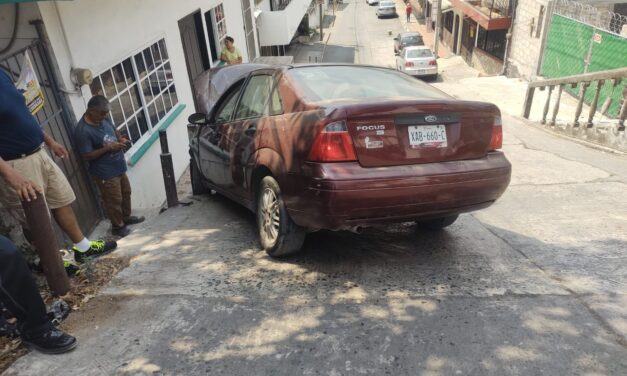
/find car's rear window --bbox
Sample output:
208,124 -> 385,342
287,66 -> 449,103
407,49 -> 433,58
401,35 -> 423,44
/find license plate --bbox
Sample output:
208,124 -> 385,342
408,125 -> 447,148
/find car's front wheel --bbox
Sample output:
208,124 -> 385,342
257,176 -> 305,257
416,215 -> 459,230
190,158 -> 209,195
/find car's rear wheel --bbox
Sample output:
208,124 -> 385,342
416,215 -> 459,230
257,176 -> 305,257
190,158 -> 209,195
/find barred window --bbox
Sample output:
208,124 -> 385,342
89,38 -> 178,149
444,11 -> 454,33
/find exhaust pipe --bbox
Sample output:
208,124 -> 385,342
347,226 -> 363,234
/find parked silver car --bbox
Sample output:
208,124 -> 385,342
396,46 -> 438,79
376,1 -> 397,18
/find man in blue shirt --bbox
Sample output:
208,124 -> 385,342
75,96 -> 144,237
0,68 -> 116,263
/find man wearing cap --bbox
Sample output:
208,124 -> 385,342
0,68 -> 116,264
75,95 -> 144,238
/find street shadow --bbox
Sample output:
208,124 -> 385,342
322,14 -> 336,28
322,45 -> 356,63
8,197 -> 626,375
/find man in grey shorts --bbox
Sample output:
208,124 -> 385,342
0,68 -> 116,263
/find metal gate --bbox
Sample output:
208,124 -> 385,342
541,0 -> 627,117
460,18 -> 478,65
0,41 -> 102,238
179,11 -> 210,109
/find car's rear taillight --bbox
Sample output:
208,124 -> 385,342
429,60 -> 437,66
488,116 -> 503,151
307,121 -> 357,162
405,61 -> 414,67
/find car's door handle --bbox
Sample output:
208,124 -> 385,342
245,125 -> 257,136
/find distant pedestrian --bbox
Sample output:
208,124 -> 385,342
220,36 -> 243,65
406,2 -> 412,22
74,96 -> 144,238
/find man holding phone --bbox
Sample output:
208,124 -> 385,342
75,95 -> 144,238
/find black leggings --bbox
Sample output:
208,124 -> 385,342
0,235 -> 50,336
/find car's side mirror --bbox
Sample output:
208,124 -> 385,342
188,113 -> 208,125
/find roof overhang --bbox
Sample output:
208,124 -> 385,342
449,0 -> 512,30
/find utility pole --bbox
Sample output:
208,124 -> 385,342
319,0 -> 324,41
434,0 -> 442,57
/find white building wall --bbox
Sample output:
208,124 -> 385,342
258,0 -> 312,46
35,0 -> 250,209
507,0 -> 550,80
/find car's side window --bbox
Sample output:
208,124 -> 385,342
234,75 -> 274,120
214,83 -> 243,124
269,86 -> 283,116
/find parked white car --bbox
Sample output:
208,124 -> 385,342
366,0 -> 379,5
396,46 -> 438,79
376,1 -> 397,18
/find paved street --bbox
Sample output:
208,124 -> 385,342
6,1 -> 627,375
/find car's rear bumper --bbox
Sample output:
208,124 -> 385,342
377,10 -> 397,16
285,152 -> 511,231
403,66 -> 438,77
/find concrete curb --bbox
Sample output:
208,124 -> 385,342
513,115 -> 627,156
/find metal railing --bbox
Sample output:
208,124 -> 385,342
468,0 -> 514,19
522,67 -> 627,131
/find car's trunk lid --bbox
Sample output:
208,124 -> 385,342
343,99 -> 498,167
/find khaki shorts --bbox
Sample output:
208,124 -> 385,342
0,147 -> 76,210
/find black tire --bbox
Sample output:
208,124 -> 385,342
416,215 -> 459,230
257,176 -> 305,257
190,158 -> 209,195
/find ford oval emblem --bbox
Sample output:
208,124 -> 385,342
425,115 -> 438,123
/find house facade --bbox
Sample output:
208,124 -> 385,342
0,0 -> 258,235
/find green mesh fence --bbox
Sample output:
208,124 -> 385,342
541,14 -> 627,117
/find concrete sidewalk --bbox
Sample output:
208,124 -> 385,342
402,0 -> 451,59
432,63 -> 627,152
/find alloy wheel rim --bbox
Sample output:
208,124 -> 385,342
261,188 -> 280,243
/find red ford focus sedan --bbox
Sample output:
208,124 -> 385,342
188,64 -> 511,257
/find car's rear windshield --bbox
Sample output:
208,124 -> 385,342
407,49 -> 433,58
402,35 -> 423,44
287,66 -> 449,103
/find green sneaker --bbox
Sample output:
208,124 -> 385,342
60,250 -> 80,276
73,240 -> 117,264
63,260 -> 81,276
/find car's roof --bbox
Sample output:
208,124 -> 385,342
194,63 -> 271,113
399,32 -> 422,37
194,63 -> 420,113
403,46 -> 432,51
